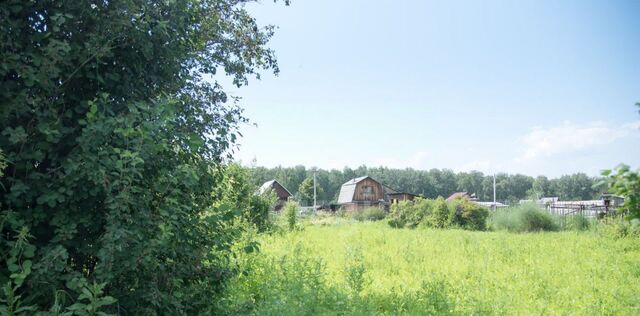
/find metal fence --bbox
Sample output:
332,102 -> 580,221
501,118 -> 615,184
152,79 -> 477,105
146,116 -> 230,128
546,203 -> 620,219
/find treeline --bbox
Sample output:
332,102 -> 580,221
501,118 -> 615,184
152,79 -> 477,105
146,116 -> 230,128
248,165 -> 605,205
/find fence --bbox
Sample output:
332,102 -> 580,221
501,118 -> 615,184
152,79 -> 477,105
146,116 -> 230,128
546,203 -> 621,219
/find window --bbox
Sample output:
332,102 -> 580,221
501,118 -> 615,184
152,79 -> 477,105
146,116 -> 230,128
362,185 -> 374,200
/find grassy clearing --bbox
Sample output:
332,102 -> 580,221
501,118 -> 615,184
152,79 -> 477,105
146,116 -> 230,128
222,219 -> 640,315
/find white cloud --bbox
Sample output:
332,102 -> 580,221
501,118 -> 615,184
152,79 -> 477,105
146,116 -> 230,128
518,120 -> 639,161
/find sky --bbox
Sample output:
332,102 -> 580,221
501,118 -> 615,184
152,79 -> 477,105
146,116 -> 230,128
224,0 -> 640,177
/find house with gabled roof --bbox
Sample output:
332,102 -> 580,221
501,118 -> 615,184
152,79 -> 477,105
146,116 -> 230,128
258,179 -> 292,211
337,176 -> 397,211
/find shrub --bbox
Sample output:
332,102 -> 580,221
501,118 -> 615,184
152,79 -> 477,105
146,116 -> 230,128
218,163 -> 276,231
388,197 -> 488,231
425,197 -> 450,228
490,204 -> 559,232
353,207 -> 387,222
387,201 -> 412,228
448,198 -> 490,231
283,201 -> 299,231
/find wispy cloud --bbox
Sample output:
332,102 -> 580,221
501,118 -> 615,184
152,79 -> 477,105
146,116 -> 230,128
518,120 -> 640,161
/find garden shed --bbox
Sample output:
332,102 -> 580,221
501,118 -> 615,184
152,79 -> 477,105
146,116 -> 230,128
388,192 -> 421,204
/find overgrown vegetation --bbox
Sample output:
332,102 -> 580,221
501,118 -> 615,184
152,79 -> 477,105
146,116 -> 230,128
351,207 -> 387,222
220,220 -> 640,315
600,164 -> 640,220
282,201 -> 299,231
388,197 -> 489,230
0,0 -> 284,313
489,203 -> 559,232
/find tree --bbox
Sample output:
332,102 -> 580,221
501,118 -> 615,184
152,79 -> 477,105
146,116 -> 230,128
456,171 -> 484,198
298,176 -> 324,206
600,165 -> 640,220
599,104 -> 640,220
217,163 -> 275,231
529,175 -> 552,199
1,0 -> 284,313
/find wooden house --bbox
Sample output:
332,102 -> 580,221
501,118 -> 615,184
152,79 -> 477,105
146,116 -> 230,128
388,192 -> 421,204
337,176 -> 390,211
258,179 -> 292,211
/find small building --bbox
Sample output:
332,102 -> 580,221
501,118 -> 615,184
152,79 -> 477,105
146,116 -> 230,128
337,176 -> 389,211
388,192 -> 421,204
600,193 -> 624,207
258,179 -> 292,211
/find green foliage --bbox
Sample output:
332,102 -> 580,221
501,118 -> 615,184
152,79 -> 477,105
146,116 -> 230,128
351,207 -> 387,222
64,282 -> 117,316
250,165 -> 602,204
221,221 -> 640,314
0,149 -> 6,178
388,197 -> 489,230
560,215 -> 591,231
427,197 -> 450,228
599,164 -> 640,220
343,246 -> 369,296
489,204 -> 559,232
388,199 -> 435,228
0,0 -> 283,313
596,217 -> 640,239
297,176 -> 324,206
282,201 -> 299,231
217,163 -> 275,231
449,198 -> 490,231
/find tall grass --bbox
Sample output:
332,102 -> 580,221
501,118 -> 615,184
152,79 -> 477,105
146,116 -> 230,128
221,221 -> 640,315
282,201 -> 298,231
351,207 -> 387,222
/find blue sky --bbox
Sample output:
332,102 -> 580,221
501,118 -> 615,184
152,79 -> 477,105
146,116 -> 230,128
226,0 -> 640,177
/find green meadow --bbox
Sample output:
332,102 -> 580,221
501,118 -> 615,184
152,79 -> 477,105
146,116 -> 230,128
222,219 -> 640,315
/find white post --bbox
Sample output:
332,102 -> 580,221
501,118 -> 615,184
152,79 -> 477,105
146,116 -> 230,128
493,173 -> 496,210
313,172 -> 317,210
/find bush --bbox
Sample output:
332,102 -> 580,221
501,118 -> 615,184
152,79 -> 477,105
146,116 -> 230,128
448,198 -> 489,231
352,207 -> 387,222
490,204 -> 559,232
425,197 -> 449,228
283,201 -> 299,231
218,163 -> 276,231
388,197 -> 488,231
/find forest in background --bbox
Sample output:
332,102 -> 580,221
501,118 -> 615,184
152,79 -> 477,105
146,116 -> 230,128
248,165 -> 604,205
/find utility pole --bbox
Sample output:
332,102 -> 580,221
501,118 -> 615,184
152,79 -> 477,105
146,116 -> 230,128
313,172 -> 317,211
493,173 -> 496,211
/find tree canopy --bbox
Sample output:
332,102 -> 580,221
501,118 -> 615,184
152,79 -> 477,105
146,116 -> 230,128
249,165 -> 604,205
1,0 -> 283,313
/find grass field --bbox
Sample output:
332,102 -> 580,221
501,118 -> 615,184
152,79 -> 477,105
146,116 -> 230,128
222,218 -> 640,315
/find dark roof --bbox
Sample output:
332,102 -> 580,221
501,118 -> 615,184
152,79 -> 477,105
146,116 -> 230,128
446,192 -> 469,201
